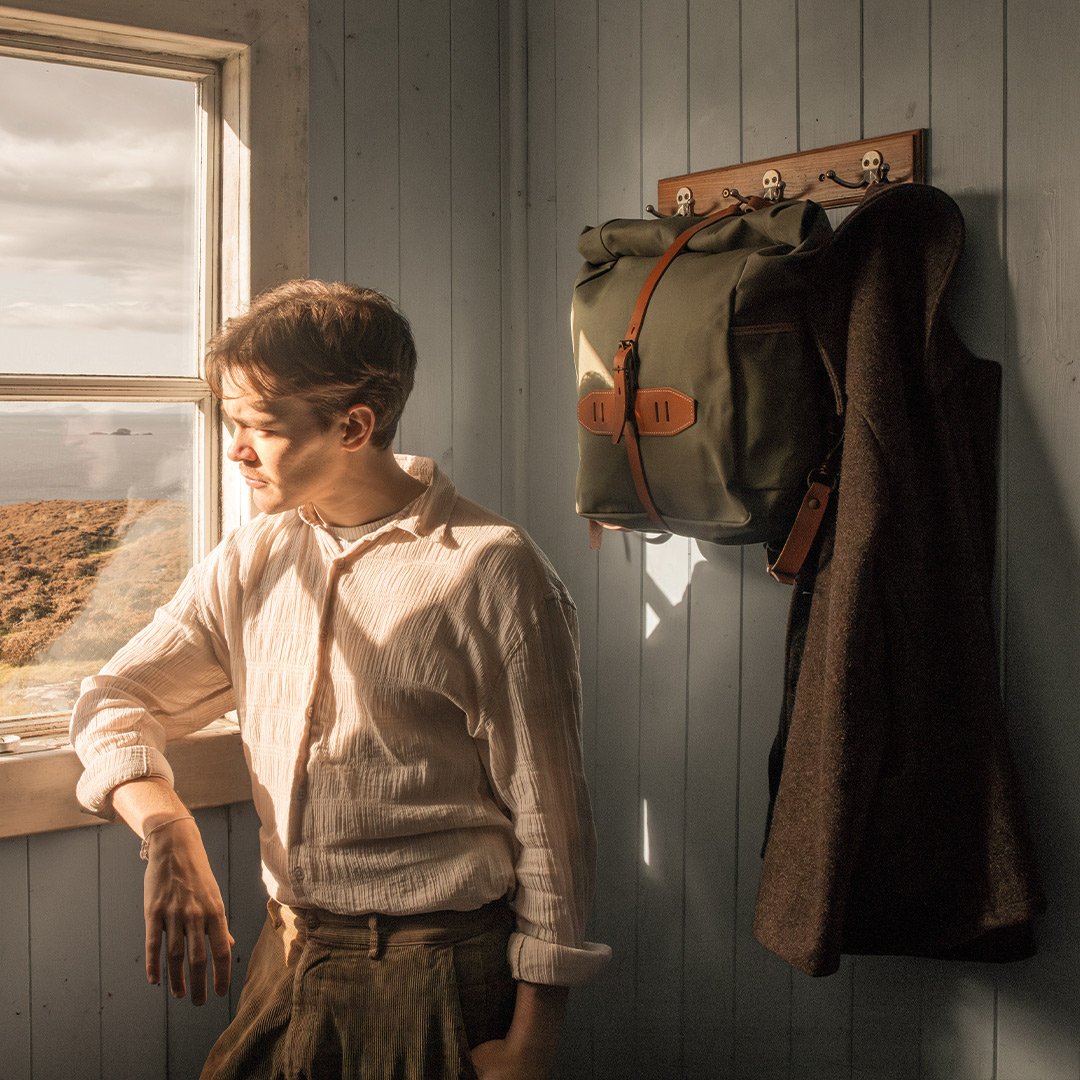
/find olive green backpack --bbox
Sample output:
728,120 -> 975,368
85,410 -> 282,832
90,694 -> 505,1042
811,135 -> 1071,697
571,198 -> 842,582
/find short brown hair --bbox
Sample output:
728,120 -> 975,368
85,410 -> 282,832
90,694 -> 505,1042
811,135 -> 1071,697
205,280 -> 417,448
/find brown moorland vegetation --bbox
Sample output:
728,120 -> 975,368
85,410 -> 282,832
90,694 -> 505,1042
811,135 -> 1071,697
0,499 -> 188,717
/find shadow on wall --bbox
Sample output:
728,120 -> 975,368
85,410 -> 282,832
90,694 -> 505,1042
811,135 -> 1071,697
950,187 -> 1080,1059
996,278 -> 1080,1052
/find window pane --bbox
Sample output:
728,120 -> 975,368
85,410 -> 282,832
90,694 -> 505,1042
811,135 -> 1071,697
0,403 -> 193,719
0,55 -> 199,376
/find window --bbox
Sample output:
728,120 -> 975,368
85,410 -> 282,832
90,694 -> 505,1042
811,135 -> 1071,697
0,42 -> 220,736
0,0 -> 307,835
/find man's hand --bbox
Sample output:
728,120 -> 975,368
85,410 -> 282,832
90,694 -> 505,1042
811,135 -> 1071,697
469,980 -> 567,1080
143,816 -> 234,1005
470,1038 -> 553,1080
109,777 -> 234,1007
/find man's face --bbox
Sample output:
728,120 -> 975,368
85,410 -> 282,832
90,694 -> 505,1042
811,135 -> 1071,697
220,372 -> 348,516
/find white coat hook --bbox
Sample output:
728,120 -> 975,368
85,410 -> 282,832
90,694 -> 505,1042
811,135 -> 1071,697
674,187 -> 695,216
762,169 -> 785,202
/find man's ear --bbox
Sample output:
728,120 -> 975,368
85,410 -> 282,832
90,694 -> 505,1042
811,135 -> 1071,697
341,405 -> 377,451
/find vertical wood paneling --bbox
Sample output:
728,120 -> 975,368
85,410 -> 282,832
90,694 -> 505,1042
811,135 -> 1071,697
851,958 -> 923,1080
998,0 -> 1080,1077
398,0 -> 454,471
684,544 -> 743,1075
166,808 -> 231,1080
499,0 -> 530,526
930,0 -> 1006,358
227,801 -> 265,1017
524,0 -> 558,555
921,969 -> 997,1080
635,3 -> 691,1075
0,836 -> 31,1080
308,0 -> 346,282
343,0 -> 400,297
450,0 -> 503,507
862,0 -> 930,134
688,0 -> 741,172
28,829 -> 100,1080
99,822 -> 167,1079
799,0 -> 860,148
683,5 -> 743,1073
583,3 -> 644,1078
549,3 -> 600,1074
734,4 -> 798,1077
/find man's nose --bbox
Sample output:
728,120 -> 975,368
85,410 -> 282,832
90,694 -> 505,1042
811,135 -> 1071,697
226,432 -> 256,462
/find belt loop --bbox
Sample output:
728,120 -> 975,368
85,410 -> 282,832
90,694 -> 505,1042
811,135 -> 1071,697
367,913 -> 381,959
267,897 -> 283,930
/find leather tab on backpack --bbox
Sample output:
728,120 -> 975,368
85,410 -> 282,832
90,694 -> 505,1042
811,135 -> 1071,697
767,475 -> 834,585
578,388 -> 696,436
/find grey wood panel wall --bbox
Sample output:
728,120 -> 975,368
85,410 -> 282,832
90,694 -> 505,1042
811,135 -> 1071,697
4,0 -> 1079,1077
525,0 -> 1080,1078
0,806 -> 264,1080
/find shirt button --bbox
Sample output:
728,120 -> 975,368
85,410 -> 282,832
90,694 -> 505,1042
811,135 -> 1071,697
306,706 -> 314,719
297,784 -> 308,800
294,866 -> 305,881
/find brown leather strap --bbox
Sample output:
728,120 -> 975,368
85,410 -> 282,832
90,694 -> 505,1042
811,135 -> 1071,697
610,200 -> 761,440
578,387 -> 695,436
767,471 -> 834,584
608,200 -> 765,528
621,420 -> 667,529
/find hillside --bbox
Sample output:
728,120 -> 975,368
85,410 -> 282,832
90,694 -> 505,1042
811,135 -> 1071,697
0,499 -> 188,717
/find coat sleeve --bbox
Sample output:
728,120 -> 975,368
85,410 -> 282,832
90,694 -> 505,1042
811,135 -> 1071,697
70,546 -> 237,817
477,594 -> 611,986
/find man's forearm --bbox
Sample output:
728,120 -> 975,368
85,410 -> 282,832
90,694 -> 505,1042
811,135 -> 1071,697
505,981 -> 569,1065
110,776 -> 233,1004
110,775 -> 192,839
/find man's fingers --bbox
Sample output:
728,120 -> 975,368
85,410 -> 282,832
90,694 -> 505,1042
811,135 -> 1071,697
187,921 -> 209,1006
145,916 -> 163,985
208,914 -> 234,998
165,916 -> 188,998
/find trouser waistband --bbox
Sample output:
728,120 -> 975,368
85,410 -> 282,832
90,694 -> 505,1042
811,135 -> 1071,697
267,897 -> 512,958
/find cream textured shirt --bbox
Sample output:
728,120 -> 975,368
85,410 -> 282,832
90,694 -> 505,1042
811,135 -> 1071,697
71,456 -> 610,986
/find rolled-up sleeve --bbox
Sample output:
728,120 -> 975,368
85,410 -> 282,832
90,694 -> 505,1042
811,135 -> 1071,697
70,556 -> 235,817
479,594 -> 611,987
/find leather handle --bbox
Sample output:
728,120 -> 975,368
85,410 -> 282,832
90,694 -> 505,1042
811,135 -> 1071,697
767,472 -> 834,584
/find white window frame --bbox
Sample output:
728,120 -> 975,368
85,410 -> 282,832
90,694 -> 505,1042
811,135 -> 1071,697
0,0 -> 308,836
0,39 -> 224,572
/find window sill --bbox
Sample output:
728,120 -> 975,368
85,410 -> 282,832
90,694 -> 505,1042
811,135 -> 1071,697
0,719 -> 251,838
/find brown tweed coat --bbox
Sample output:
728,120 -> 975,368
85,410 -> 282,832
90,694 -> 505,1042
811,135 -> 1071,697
753,183 -> 1044,977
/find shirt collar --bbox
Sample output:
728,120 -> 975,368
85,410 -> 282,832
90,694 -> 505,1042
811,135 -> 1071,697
297,455 -> 458,548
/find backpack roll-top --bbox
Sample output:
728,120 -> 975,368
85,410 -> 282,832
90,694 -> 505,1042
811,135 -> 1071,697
572,199 -> 841,561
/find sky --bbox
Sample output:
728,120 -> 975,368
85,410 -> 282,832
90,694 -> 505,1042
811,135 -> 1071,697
0,53 -> 199,377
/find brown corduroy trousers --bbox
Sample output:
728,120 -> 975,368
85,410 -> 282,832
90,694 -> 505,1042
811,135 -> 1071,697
201,899 -> 516,1080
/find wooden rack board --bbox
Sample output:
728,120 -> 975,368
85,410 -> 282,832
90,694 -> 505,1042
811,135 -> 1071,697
655,129 -> 927,214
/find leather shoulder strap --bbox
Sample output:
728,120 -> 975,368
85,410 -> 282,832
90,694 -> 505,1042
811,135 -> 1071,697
611,200 -> 764,530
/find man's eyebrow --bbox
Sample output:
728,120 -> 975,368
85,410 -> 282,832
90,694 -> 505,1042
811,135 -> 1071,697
222,399 -> 281,423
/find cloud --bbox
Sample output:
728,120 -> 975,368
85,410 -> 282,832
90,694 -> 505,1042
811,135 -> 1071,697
0,299 -> 188,334
0,52 -> 199,326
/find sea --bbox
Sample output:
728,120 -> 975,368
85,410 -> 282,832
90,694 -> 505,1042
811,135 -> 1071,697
0,406 -> 193,505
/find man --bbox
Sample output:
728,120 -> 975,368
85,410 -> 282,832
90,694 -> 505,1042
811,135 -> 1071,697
70,280 -> 609,1079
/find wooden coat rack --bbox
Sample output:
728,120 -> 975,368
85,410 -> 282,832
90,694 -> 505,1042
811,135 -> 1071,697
651,129 -> 927,216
